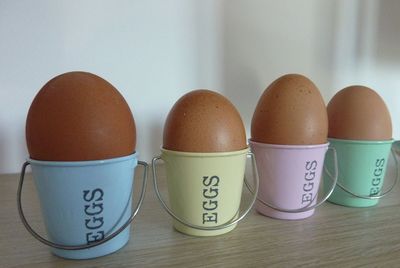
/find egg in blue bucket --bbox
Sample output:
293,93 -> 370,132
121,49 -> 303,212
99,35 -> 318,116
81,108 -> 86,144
323,86 -> 397,207
152,90 -> 259,236
18,72 -> 147,259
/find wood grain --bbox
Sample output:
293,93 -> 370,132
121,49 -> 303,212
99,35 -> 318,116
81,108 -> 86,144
1,160 -> 400,268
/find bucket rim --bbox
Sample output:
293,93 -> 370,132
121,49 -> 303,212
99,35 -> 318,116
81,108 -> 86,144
160,147 -> 249,157
328,138 -> 394,145
27,152 -> 138,167
248,140 -> 329,149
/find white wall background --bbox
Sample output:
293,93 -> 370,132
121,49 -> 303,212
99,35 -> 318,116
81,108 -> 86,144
0,0 -> 399,174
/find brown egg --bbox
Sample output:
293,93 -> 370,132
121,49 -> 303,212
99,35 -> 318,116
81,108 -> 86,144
163,89 -> 247,152
251,74 -> 328,145
327,85 -> 392,140
26,71 -> 136,161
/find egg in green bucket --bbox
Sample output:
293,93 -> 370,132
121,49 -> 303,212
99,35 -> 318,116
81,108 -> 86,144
323,85 -> 396,207
152,89 -> 258,236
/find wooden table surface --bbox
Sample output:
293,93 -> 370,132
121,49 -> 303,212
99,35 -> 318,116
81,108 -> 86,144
1,161 -> 400,268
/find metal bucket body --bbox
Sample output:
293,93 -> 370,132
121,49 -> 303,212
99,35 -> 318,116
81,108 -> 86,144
30,154 -> 137,259
324,138 -> 393,207
161,148 -> 248,236
250,141 -> 329,220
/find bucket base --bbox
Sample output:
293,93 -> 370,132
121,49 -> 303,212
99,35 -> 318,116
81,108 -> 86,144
50,229 -> 130,260
173,222 -> 237,237
255,202 -> 315,220
327,197 -> 378,208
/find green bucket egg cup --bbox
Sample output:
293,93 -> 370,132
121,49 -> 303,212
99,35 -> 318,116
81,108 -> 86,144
323,138 -> 398,207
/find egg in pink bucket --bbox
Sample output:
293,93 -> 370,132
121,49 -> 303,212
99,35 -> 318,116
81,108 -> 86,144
249,74 -> 338,220
152,89 -> 258,236
18,72 -> 148,259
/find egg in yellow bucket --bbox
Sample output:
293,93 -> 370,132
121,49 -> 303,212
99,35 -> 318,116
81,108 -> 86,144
153,89 -> 258,236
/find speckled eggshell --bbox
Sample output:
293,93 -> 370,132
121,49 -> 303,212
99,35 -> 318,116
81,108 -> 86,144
251,74 -> 328,145
163,89 -> 247,152
327,85 -> 392,140
26,71 -> 136,161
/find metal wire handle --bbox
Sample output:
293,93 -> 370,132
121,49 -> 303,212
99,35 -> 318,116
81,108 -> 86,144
17,160 -> 148,250
324,147 -> 399,200
152,152 -> 259,231
245,147 -> 339,213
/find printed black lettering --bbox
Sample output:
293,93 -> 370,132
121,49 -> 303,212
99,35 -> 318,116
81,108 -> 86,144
370,158 -> 386,196
84,202 -> 103,216
85,216 -> 104,230
370,187 -> 380,196
86,231 -> 105,244
373,167 -> 383,177
203,200 -> 218,211
202,175 -> 219,224
203,187 -> 218,199
303,182 -> 314,192
301,160 -> 317,205
84,188 -> 105,244
83,188 -> 104,202
203,212 -> 218,224
376,158 -> 385,168
203,176 -> 220,187
302,193 -> 313,204
372,177 -> 381,187
304,171 -> 316,181
306,161 -> 318,171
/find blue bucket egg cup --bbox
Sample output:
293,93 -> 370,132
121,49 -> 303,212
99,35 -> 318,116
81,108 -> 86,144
17,153 -> 147,259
